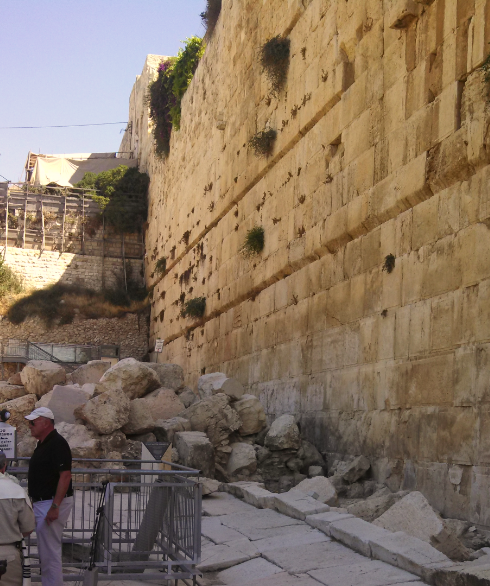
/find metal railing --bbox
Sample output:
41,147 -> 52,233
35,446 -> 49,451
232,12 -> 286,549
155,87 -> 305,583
9,457 -> 202,584
0,340 -> 119,366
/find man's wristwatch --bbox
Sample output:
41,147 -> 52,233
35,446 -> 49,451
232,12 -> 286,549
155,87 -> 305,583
50,503 -> 59,509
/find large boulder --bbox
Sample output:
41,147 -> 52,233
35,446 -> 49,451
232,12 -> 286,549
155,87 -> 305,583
56,422 -> 102,459
227,443 -> 257,477
0,394 -> 37,439
141,388 -> 185,420
146,363 -> 184,392
46,385 -> 91,424
374,491 -> 471,561
7,372 -> 23,385
121,398 -> 155,435
20,361 -> 66,397
174,431 -> 215,478
17,434 -> 38,457
179,388 -> 198,408
264,414 -> 301,451
0,383 -> 26,403
97,358 -> 160,400
77,388 -> 130,435
154,417 -> 191,444
182,394 -> 241,446
71,361 -> 111,386
291,476 -> 337,506
297,440 -> 325,471
232,394 -> 266,435
347,489 -> 402,522
341,455 -> 371,483
198,373 -> 244,401
257,447 -> 298,481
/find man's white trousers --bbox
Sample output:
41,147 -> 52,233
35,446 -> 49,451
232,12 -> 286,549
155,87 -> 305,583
33,498 -> 73,586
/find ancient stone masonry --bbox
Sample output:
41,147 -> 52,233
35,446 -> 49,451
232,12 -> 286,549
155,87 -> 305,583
124,1 -> 490,527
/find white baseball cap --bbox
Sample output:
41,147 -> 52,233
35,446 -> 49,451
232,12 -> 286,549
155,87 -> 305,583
25,407 -> 54,421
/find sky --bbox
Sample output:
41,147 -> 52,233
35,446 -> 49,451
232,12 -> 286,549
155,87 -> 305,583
0,0 -> 207,183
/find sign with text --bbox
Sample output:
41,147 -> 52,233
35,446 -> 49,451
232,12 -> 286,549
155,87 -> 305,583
0,423 -> 16,458
154,339 -> 165,353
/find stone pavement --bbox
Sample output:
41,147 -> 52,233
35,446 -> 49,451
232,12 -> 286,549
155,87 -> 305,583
199,493 -> 427,586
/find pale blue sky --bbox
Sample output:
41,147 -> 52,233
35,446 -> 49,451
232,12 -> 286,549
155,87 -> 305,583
0,0 -> 206,182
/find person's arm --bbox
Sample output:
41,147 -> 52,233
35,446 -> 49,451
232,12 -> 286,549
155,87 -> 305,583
45,470 -> 72,525
16,499 -> 35,536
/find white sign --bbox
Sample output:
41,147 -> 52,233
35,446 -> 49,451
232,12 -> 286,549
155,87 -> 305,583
154,339 -> 165,353
0,423 -> 16,458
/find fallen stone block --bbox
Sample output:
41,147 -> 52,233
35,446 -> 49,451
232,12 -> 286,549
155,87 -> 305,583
56,422 -> 102,459
264,414 -> 301,451
183,393 -> 241,446
328,516 -> 393,557
292,476 -> 337,506
227,442 -> 257,477
174,431 -> 215,478
139,388 -> 186,421
0,383 -> 26,403
198,372 -> 244,401
347,491 -> 399,522
306,511 -> 355,535
98,358 -> 160,399
154,416 -> 190,443
71,361 -> 110,386
189,476 -> 221,496
309,466 -> 324,477
341,455 -> 371,484
146,362 -> 184,391
179,387 -> 198,408
47,384 -> 91,424
232,394 -> 266,435
0,394 -> 37,438
20,360 -> 66,397
76,387 -> 130,435
241,484 -> 276,509
273,491 -> 330,521
220,481 -> 264,498
120,398 -> 155,435
7,372 -> 22,386
297,440 -> 325,470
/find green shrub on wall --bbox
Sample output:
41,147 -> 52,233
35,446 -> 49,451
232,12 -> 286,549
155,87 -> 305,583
201,0 -> 222,37
241,226 -> 265,257
248,128 -> 277,158
181,296 -> 206,319
260,36 -> 291,96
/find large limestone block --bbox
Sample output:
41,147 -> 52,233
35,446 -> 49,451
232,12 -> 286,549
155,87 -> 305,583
141,388 -> 185,420
174,431 -> 215,478
273,491 -> 330,521
47,385 -> 91,424
0,394 -> 37,438
154,417 -> 190,443
77,388 -> 130,435
121,398 -> 155,435
0,384 -> 26,403
233,394 -> 266,435
146,363 -> 184,391
297,441 -> 325,471
292,476 -> 338,506
182,394 -> 241,446
227,442 -> 257,477
98,358 -> 160,399
198,372 -> 244,401
17,434 -> 38,457
179,388 -> 198,408
341,455 -> 371,484
7,372 -> 22,385
347,491 -> 399,522
56,422 -> 102,459
71,361 -> 111,386
20,361 -> 66,397
264,415 -> 301,451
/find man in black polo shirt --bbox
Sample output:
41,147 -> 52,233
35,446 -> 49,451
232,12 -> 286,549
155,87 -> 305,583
25,407 -> 73,586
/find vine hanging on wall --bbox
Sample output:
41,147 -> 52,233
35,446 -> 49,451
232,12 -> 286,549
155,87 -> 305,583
241,226 -> 265,257
260,35 -> 291,96
248,128 -> 277,158
148,37 -> 206,156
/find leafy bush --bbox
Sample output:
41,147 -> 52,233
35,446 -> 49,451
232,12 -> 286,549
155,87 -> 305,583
0,258 -> 23,299
201,0 -> 222,37
148,37 -> 205,155
248,128 -> 277,158
75,165 -> 149,234
154,256 -> 167,275
260,36 -> 291,96
242,226 -> 265,257
181,296 -> 206,319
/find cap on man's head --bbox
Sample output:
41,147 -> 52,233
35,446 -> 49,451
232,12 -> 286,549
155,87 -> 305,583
25,407 -> 54,421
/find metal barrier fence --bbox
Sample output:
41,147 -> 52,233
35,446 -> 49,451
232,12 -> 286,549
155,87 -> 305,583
9,458 -> 202,584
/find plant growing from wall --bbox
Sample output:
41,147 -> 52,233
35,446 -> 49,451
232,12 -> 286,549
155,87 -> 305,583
482,50 -> 490,94
260,36 -> 291,96
241,226 -> 265,257
0,258 -> 23,299
383,254 -> 396,273
181,296 -> 206,319
75,165 -> 149,234
248,128 -> 277,158
154,256 -> 167,275
201,0 -> 222,38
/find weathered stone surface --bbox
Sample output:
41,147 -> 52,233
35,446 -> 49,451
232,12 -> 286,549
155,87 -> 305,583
190,476 -> 220,496
20,360 -> 66,397
202,492 -> 257,517
141,388 -> 185,420
274,491 -> 330,520
292,476 -> 338,506
120,398 -> 155,435
198,542 -> 257,572
347,491 -> 399,522
81,383 -> 96,397
297,440 -> 325,471
309,559 -> 422,586
71,361 -> 110,386
179,388 -> 198,408
174,431 -> 215,478
328,517 -> 393,557
233,394 -> 266,435
47,385 -> 91,424
7,372 -> 22,386
253,527 -> 329,554
0,384 -> 26,403
201,516 -> 245,544
227,442 -> 257,477
341,455 -> 371,484
56,422 -> 102,459
264,415 -> 301,451
258,448 -> 298,481
0,394 -> 37,438
98,358 -> 160,399
183,393 -> 241,446
198,372 -> 244,401
214,557 -> 282,584
17,434 -> 38,457
309,466 -> 324,477
306,511 -> 355,534
77,387 -> 130,435
154,416 -> 190,443
146,363 -> 184,391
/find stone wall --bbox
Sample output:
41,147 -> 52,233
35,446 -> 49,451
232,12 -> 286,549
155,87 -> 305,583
1,247 -> 144,291
127,1 -> 490,528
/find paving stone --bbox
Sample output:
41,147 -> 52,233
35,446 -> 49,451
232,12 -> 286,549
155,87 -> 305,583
198,541 -> 257,572
252,527 -> 329,553
241,484 -> 276,509
215,557 -> 282,585
273,491 -> 330,520
222,481 -> 264,499
202,517 -> 246,544
306,511 -> 355,534
309,560 -> 422,585
262,541 -> 366,573
219,508 -> 303,540
231,572 -> 322,586
329,516 -> 393,557
202,493 -> 257,517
